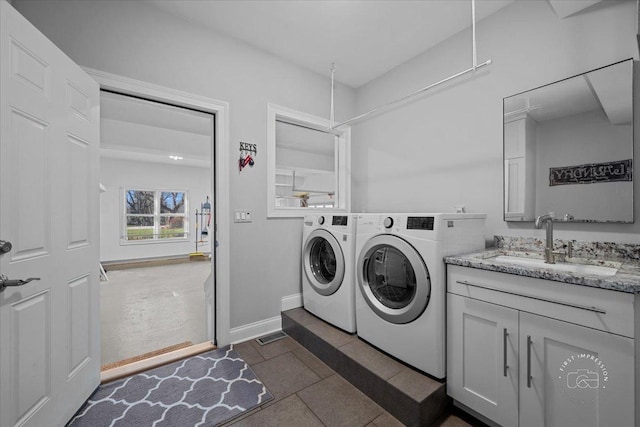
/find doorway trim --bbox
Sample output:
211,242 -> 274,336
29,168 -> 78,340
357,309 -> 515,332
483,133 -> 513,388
85,67 -> 231,346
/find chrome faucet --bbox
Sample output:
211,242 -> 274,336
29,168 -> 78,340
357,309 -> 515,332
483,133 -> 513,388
535,213 -> 559,264
535,213 -> 574,264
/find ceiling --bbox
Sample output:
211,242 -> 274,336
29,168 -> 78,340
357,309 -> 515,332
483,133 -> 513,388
147,0 -> 517,88
100,91 -> 213,167
145,0 -> 614,88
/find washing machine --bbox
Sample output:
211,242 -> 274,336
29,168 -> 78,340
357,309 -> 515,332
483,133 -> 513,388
355,213 -> 486,378
301,214 -> 357,333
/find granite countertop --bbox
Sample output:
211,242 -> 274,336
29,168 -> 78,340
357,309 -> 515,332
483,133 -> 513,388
445,248 -> 640,294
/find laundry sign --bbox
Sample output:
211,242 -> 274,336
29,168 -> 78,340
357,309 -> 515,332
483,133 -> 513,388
549,159 -> 632,186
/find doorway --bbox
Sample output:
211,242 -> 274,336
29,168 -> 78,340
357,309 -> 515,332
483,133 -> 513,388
98,90 -> 215,367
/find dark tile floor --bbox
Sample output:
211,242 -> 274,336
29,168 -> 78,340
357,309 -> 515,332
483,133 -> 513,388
282,307 -> 447,426
226,335 -> 484,427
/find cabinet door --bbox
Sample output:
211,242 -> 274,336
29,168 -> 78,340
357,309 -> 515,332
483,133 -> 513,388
504,157 -> 525,217
447,294 -> 519,426
504,119 -> 525,158
519,312 -> 634,427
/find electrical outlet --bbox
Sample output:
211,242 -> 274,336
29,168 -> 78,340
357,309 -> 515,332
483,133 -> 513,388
234,209 -> 252,223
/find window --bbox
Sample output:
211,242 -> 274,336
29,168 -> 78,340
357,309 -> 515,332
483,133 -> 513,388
124,189 -> 188,242
267,103 -> 351,217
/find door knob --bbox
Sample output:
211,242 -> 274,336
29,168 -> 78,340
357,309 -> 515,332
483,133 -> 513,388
0,274 -> 40,291
0,240 -> 11,254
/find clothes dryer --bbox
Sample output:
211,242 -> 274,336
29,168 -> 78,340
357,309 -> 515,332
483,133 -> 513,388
302,214 -> 357,333
355,213 -> 485,378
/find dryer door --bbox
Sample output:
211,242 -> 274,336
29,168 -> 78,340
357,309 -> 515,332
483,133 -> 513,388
357,235 -> 431,324
303,229 -> 345,296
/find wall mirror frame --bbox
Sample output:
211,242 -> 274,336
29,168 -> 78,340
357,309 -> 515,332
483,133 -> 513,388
267,103 -> 351,218
503,58 -> 634,223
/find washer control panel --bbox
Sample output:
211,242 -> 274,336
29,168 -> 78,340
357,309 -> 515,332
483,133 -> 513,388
332,216 -> 348,226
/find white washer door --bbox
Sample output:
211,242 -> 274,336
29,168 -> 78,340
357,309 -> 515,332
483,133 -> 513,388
303,229 -> 345,296
357,235 -> 431,324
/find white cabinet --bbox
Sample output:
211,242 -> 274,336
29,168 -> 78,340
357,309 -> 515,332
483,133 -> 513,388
448,294 -> 519,426
504,157 -> 525,217
504,116 -> 536,221
447,265 -> 636,427
519,312 -> 634,427
504,118 -> 526,158
274,167 -> 336,208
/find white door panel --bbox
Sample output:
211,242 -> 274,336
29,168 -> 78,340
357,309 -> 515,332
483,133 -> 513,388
447,294 -> 519,427
10,291 -> 51,424
1,2 -> 100,426
519,312 -> 635,427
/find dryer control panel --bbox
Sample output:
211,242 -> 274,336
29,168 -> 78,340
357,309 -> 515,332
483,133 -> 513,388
407,216 -> 434,230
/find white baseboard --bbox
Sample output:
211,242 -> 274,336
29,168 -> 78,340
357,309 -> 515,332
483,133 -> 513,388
281,293 -> 303,311
228,294 -> 302,345
229,315 -> 282,345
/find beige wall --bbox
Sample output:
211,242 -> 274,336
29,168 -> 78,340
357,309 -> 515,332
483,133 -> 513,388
12,0 -> 356,329
352,0 -> 639,244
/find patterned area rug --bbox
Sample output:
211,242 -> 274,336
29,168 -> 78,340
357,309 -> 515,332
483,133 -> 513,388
68,346 -> 272,426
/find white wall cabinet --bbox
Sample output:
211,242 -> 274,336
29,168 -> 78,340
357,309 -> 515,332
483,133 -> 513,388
504,116 -> 536,221
447,265 -> 636,427
274,168 -> 336,208
504,157 -> 525,217
504,118 -> 526,159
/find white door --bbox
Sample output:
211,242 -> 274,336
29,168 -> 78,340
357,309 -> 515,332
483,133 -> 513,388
0,3 -> 100,426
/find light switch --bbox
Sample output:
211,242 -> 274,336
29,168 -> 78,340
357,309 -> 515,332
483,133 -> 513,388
234,209 -> 253,223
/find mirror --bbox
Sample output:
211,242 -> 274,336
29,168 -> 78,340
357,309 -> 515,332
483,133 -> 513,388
266,103 -> 351,217
275,121 -> 337,208
503,59 -> 634,223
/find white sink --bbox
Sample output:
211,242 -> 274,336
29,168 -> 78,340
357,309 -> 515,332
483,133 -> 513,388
491,255 -> 618,277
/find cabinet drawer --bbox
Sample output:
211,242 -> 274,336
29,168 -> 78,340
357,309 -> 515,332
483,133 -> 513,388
447,265 -> 635,338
